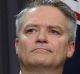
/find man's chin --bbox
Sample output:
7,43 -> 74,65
27,61 -> 53,67
27,57 -> 53,67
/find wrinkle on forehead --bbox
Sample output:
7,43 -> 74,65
20,5 -> 69,33
22,5 -> 68,23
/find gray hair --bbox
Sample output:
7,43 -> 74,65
15,0 -> 77,41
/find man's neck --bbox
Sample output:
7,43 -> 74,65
20,66 -> 63,74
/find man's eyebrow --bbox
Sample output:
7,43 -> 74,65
24,24 -> 38,29
47,25 -> 64,33
48,25 -> 63,30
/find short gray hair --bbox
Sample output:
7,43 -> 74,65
15,0 -> 77,41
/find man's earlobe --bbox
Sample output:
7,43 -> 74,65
67,41 -> 75,58
15,38 -> 19,54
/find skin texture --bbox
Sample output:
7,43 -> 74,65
15,6 -> 75,74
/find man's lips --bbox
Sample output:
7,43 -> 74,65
31,48 -> 53,53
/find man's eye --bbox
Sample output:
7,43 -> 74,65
49,30 -> 60,35
25,29 -> 37,34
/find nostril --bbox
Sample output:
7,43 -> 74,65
36,40 -> 47,43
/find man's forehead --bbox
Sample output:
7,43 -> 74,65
25,5 -> 62,16
20,5 -> 69,30
22,5 -> 66,21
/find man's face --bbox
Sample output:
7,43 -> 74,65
15,6 -> 75,68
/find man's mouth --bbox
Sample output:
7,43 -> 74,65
31,47 -> 52,53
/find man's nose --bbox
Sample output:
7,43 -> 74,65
36,30 -> 47,43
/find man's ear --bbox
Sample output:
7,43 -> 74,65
15,38 -> 19,54
67,41 -> 75,58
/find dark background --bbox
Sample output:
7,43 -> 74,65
0,0 -> 80,74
